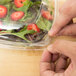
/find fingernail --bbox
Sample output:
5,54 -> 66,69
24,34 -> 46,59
47,45 -> 57,53
47,45 -> 52,51
49,27 -> 57,36
47,45 -> 56,53
48,28 -> 54,36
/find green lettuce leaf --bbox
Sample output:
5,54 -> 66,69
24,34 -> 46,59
0,0 -> 11,4
0,26 -> 36,42
37,17 -> 52,31
2,3 -> 12,21
13,0 -> 33,13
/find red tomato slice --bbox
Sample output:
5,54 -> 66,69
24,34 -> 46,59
27,24 -> 40,32
11,11 -> 24,21
0,5 -> 7,18
41,9 -> 53,20
14,0 -> 26,8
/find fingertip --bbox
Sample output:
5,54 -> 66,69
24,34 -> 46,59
48,29 -> 54,36
41,49 -> 51,62
48,25 -> 60,37
48,27 -> 58,37
47,45 -> 56,53
47,45 -> 53,52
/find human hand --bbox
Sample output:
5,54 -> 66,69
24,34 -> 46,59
40,39 -> 76,76
49,0 -> 76,36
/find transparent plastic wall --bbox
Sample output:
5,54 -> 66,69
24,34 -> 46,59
0,0 -> 56,50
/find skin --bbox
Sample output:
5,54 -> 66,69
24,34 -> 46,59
40,40 -> 76,76
49,0 -> 76,36
40,0 -> 76,76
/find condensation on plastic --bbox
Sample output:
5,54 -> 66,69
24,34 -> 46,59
0,0 -> 59,50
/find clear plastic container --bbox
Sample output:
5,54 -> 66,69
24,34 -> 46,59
0,0 -> 56,50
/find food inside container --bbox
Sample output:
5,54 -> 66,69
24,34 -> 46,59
0,0 -> 55,48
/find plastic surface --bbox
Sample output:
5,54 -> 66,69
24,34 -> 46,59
0,0 -> 55,50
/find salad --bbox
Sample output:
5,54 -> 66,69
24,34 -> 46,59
0,0 -> 54,43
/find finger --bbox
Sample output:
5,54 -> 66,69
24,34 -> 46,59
51,53 -> 59,62
56,20 -> 73,36
40,50 -> 65,76
55,57 -> 67,73
64,63 -> 73,76
40,50 -> 55,76
47,39 -> 76,59
51,62 -> 55,71
60,54 -> 68,60
58,24 -> 76,36
49,0 -> 76,36
47,45 -> 57,53
54,63 -> 73,76
55,63 -> 73,76
40,48 -> 73,76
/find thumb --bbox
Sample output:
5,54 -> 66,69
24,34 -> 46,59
49,0 -> 76,36
47,39 -> 76,60
58,24 -> 76,36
